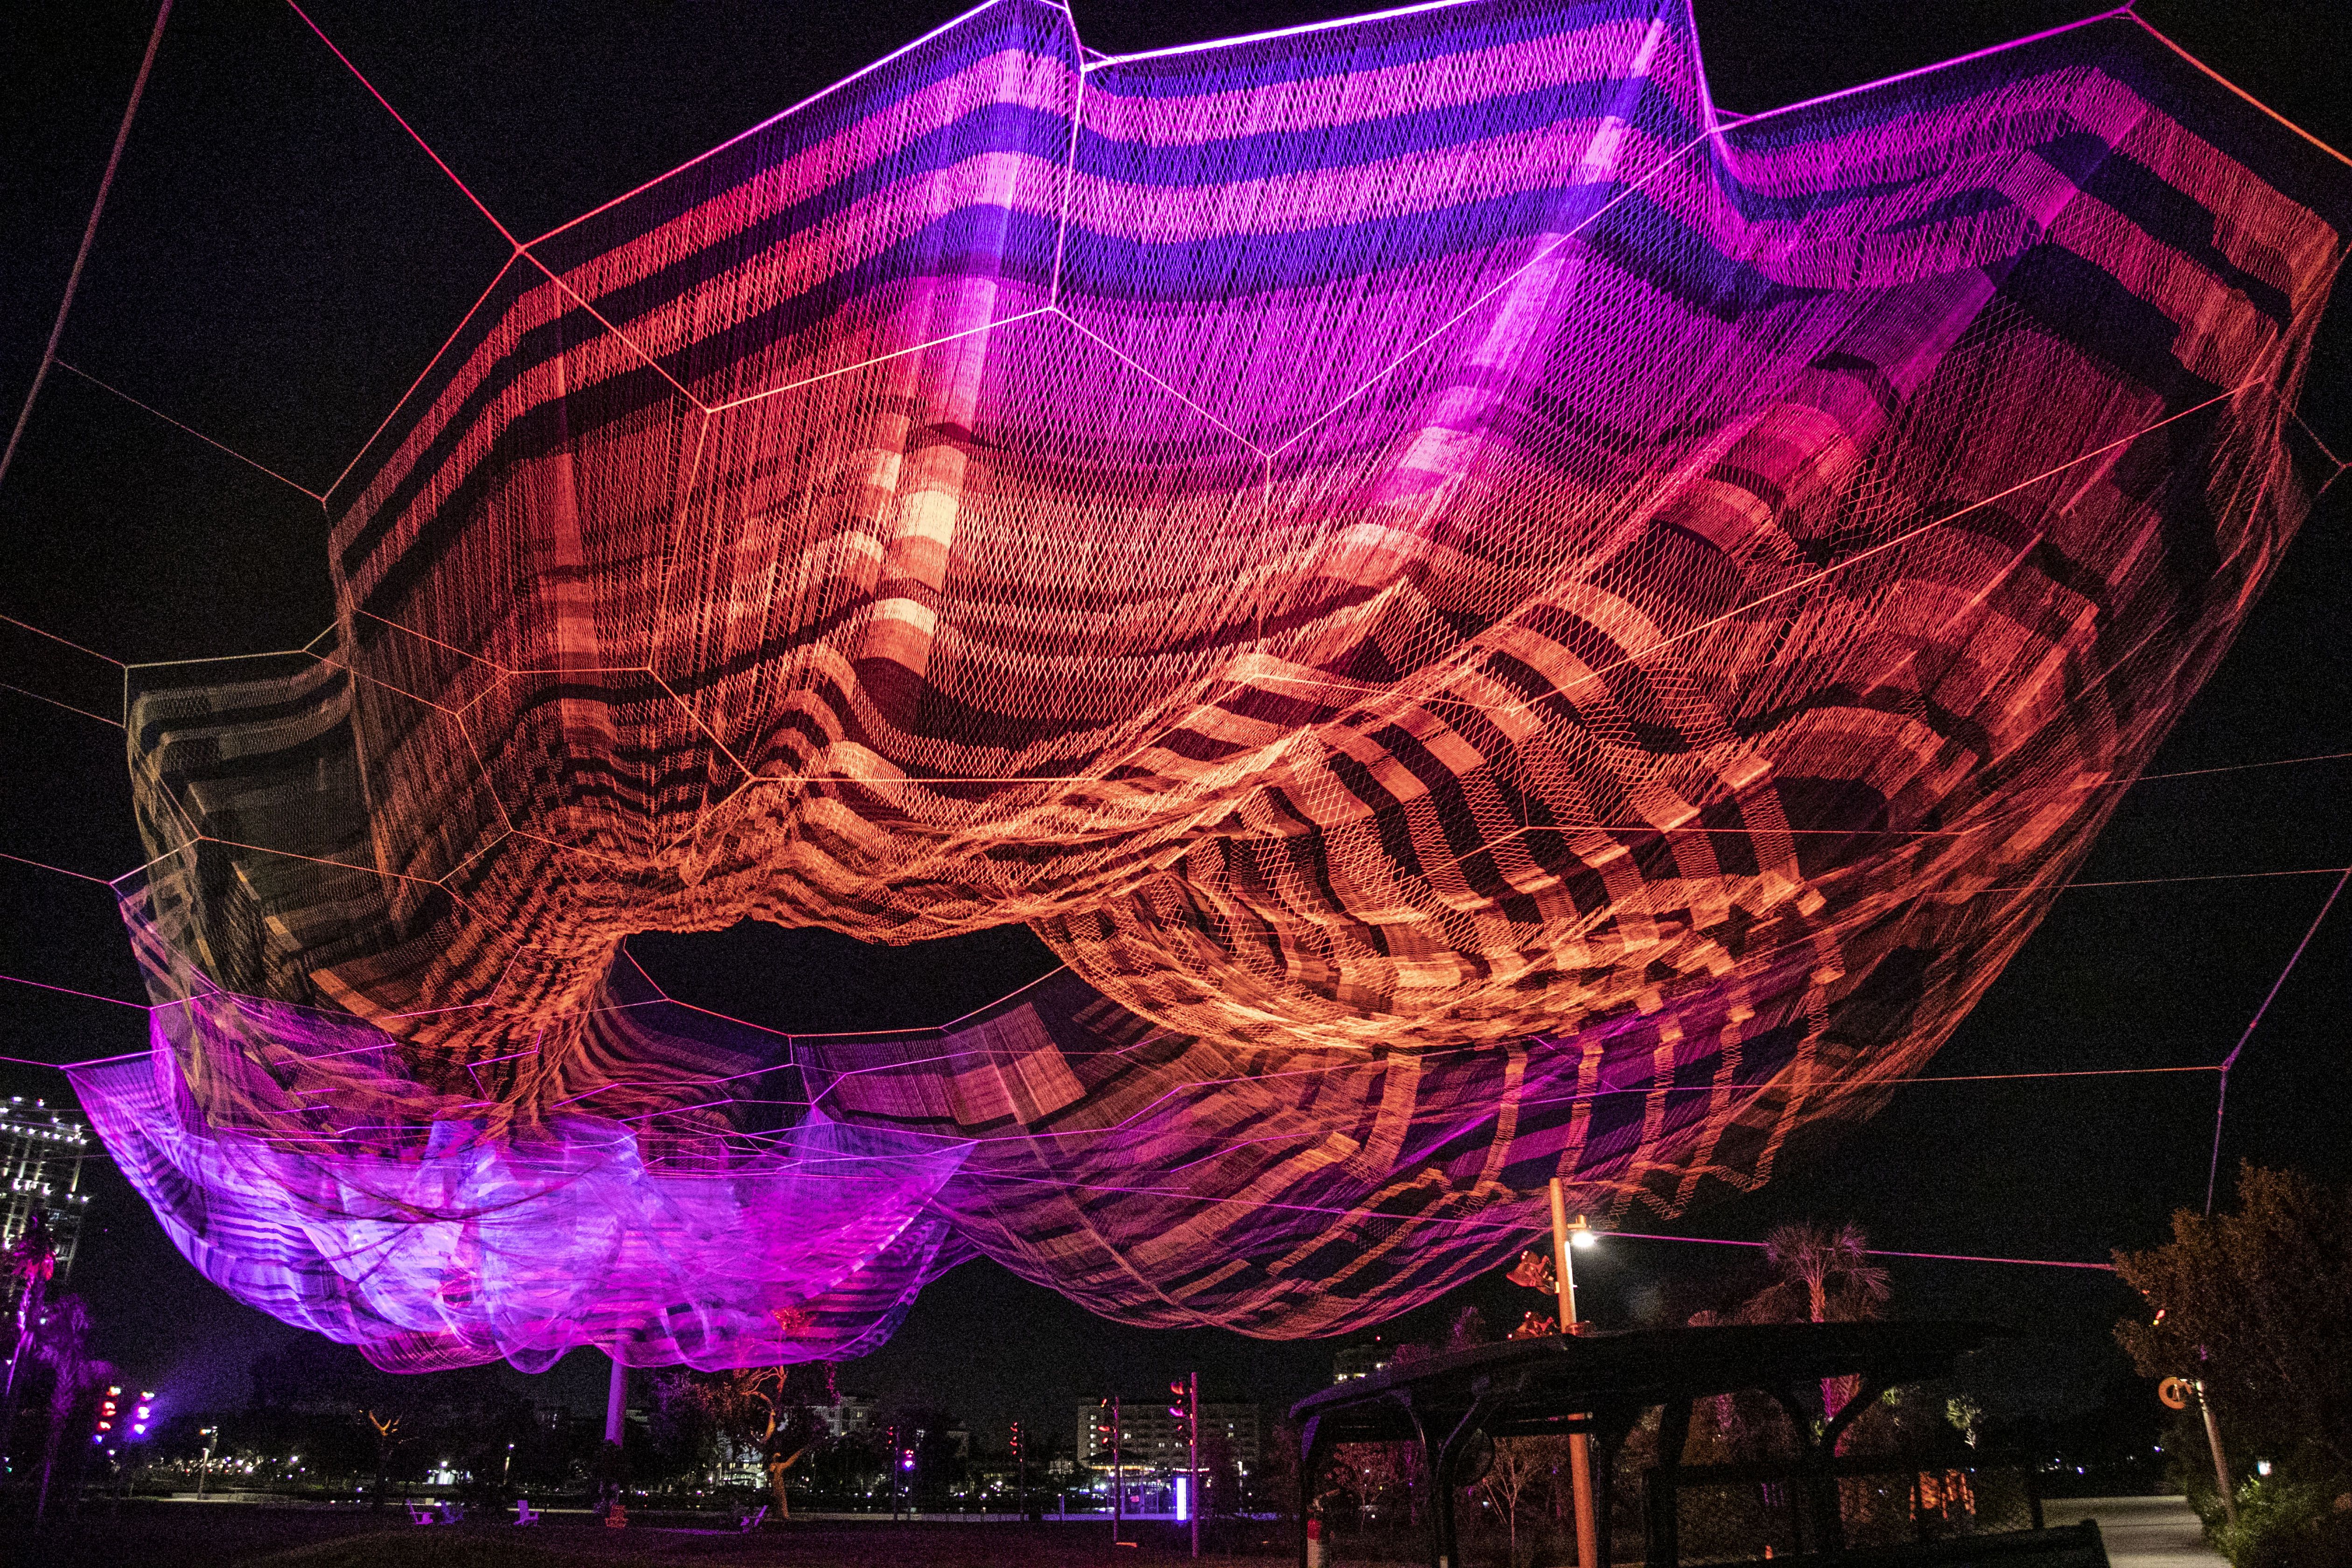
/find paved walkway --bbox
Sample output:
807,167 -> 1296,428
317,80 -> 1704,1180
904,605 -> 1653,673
2041,1496 -> 2225,1568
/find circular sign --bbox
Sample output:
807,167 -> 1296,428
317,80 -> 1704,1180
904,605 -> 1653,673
2158,1377 -> 2191,1410
1457,1429 -> 1495,1486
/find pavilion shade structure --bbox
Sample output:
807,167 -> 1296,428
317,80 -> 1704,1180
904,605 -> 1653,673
72,0 -> 2352,1370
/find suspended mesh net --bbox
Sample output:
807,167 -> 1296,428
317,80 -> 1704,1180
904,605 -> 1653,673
68,0 -> 2351,1370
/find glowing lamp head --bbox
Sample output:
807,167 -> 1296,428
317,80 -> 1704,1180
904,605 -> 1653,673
900,1450 -> 917,1470
1570,1229 -> 1598,1250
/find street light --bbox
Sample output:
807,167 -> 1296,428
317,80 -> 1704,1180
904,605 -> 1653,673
1549,1178 -> 1601,1568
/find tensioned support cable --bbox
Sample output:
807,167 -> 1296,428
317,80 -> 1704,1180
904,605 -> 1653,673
0,0 -> 174,497
2204,865 -> 2352,1213
50,359 -> 325,500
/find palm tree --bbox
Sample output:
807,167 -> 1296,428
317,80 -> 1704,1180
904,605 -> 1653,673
30,1294 -> 111,1524
1,1218 -> 58,1476
1743,1222 -> 1891,1428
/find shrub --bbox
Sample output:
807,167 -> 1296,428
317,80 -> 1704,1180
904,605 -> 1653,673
2206,1472 -> 2352,1568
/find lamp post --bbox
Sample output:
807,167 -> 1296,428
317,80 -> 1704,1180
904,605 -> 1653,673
196,1425 -> 218,1499
1548,1177 -> 1601,1568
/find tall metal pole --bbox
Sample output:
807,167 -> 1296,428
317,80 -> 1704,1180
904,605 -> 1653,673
2197,1381 -> 2238,1527
1550,1178 -> 1600,1568
0,0 -> 174,496
1112,1394 -> 1124,1545
605,1351 -> 628,1446
1189,1371 -> 1201,1559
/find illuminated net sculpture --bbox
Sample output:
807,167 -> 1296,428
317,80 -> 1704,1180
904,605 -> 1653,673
71,0 -> 2349,1370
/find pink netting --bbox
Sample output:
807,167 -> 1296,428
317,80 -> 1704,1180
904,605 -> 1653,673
69,0 -> 2350,1369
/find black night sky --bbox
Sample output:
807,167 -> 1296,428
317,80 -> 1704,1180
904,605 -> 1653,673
2,0 -> 2346,1449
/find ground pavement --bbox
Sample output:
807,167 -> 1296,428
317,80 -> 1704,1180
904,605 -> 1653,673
2043,1497 -> 2226,1568
12,1509 -> 1280,1568
16,1497 -> 2229,1568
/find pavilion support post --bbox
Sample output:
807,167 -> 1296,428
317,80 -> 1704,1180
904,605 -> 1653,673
1770,1381 -> 1848,1555
606,1351 -> 628,1445
1591,1405 -> 1639,1566
1808,1372 -> 1889,1554
1646,1398 -> 1693,1568
1297,1413 -> 1326,1568
1431,1438 -> 1461,1568
1420,1421 -> 1451,1568
1431,1386 -> 1501,1568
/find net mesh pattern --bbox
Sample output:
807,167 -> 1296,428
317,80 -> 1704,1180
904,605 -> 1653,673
68,0 -> 2352,1370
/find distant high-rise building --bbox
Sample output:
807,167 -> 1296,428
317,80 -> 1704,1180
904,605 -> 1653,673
1331,1344 -> 1392,1384
1078,1398 -> 1260,1469
1,1097 -> 92,1284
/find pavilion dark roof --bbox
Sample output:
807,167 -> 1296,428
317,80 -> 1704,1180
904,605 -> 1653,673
1293,1320 -> 2003,1444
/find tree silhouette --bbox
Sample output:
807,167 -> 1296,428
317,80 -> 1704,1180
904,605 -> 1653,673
1475,1436 -> 1570,1568
29,1294 -> 110,1524
662,1361 -> 833,1518
362,1409 -> 405,1509
1745,1222 -> 1890,1428
2114,1163 -> 2352,1482
1,1217 -> 58,1478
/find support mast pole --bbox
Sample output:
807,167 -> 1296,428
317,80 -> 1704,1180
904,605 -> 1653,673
2198,1381 -> 2239,1527
1190,1370 -> 1201,1559
0,0 -> 174,495
1550,1178 -> 1600,1568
